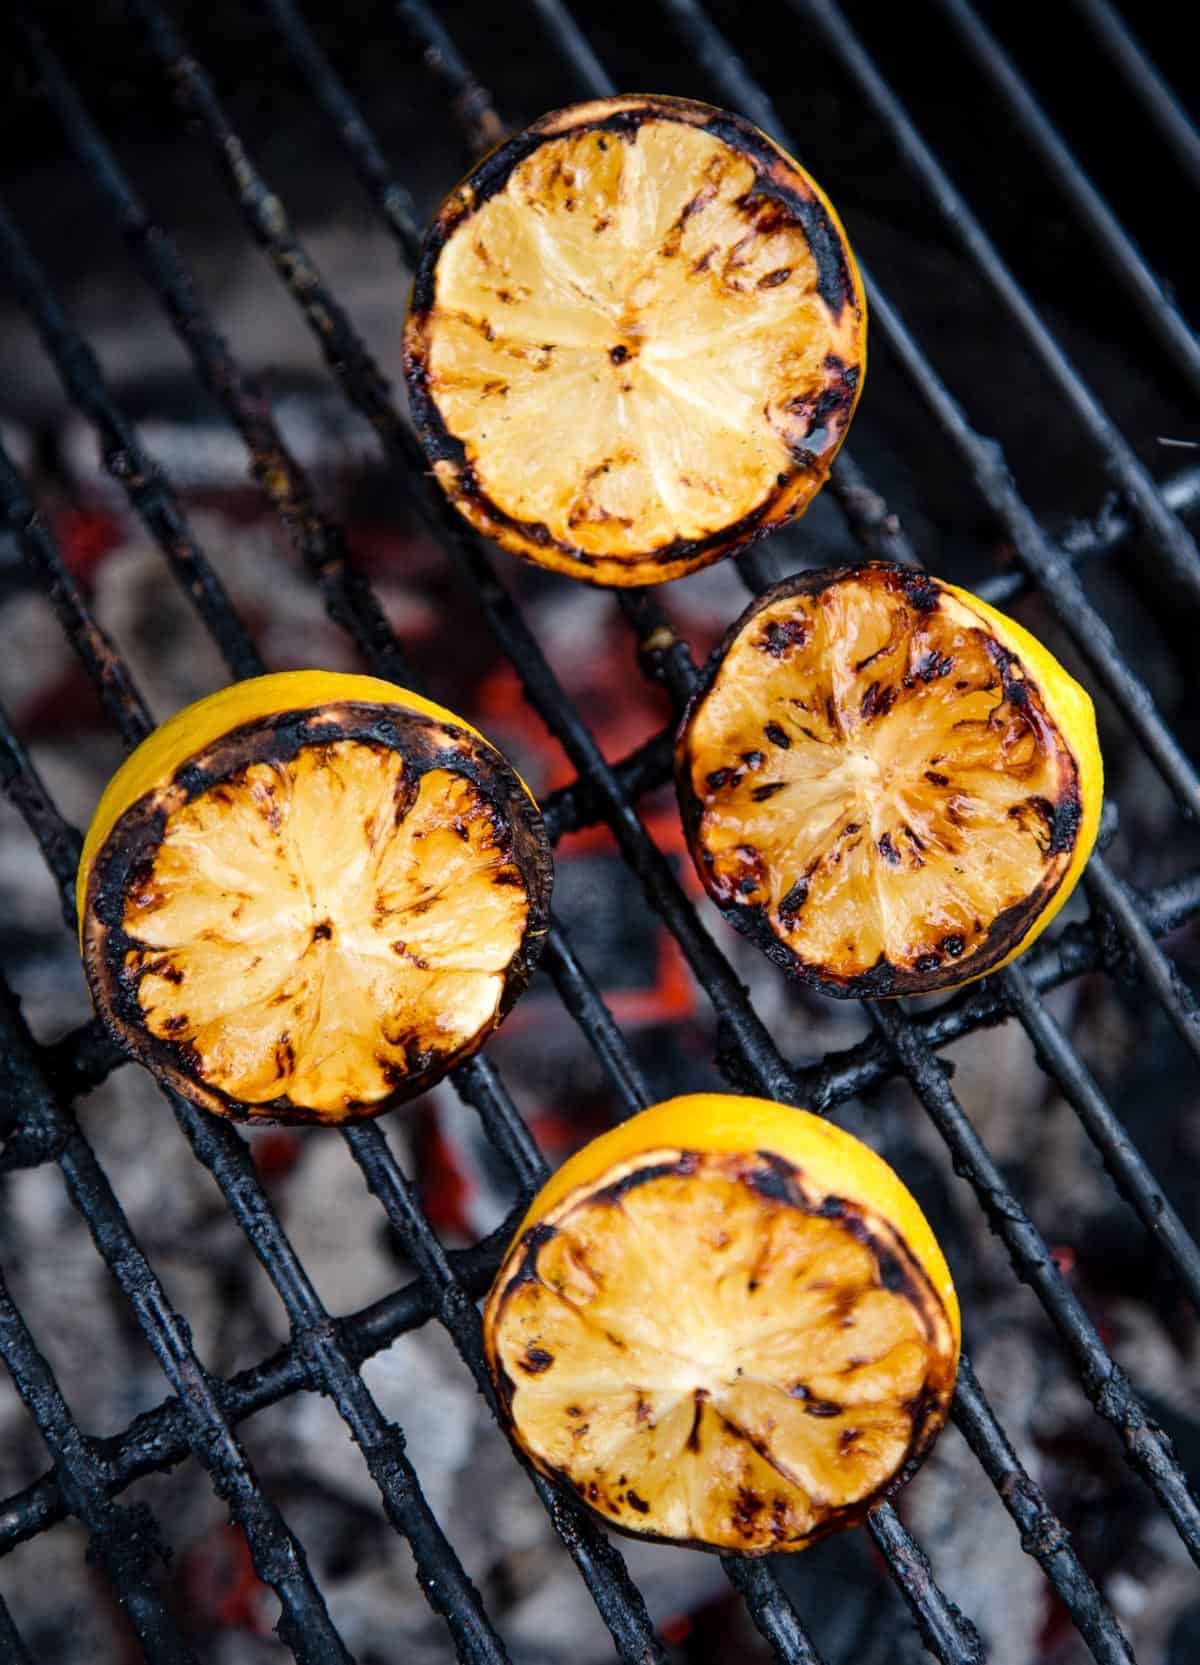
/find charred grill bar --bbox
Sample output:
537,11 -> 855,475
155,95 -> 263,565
0,3 -> 1197,1664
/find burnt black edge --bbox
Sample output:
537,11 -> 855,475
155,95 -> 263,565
489,1145 -> 957,1552
673,563 -> 1086,998
84,701 -> 552,1125
403,95 -> 859,580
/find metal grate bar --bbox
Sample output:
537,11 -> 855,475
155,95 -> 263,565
871,999 -> 1200,1560
951,1358 -> 1135,1665
0,705 -> 80,932
1083,855 -> 1200,1065
792,0 -> 1200,590
646,0 -> 1200,825
934,0 -> 1200,394
1071,0 -> 1200,192
31,856 -> 1200,1154
164,1092 -> 512,1665
999,960 -> 1200,1306
336,1125 -> 674,1665
540,727 -> 676,844
981,465 -> 1200,608
0,974 -> 353,1664
0,1211 -> 521,1554
0,1263 -> 197,1664
16,11 -> 414,693
0,201 -> 262,683
525,0 -> 617,101
0,442 -> 152,747
393,0 -> 506,155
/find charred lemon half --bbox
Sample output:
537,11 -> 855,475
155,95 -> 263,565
404,94 -> 865,586
676,564 -> 1102,997
484,1094 -> 959,1554
78,671 -> 551,1125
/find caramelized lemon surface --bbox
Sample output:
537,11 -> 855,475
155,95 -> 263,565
484,1095 -> 959,1553
676,565 -> 1102,996
405,95 -> 865,586
79,672 -> 551,1123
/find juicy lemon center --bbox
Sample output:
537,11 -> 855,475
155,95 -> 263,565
122,740 -> 529,1113
426,118 -> 842,555
491,1154 -> 956,1549
687,573 -> 1078,982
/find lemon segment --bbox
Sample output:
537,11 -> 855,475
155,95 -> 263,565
675,564 -> 1102,996
406,95 -> 865,587
484,1095 -> 959,1554
77,673 -> 551,1124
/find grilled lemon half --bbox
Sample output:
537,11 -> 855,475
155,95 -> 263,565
676,564 -> 1102,997
484,1093 -> 959,1554
78,671 -> 551,1124
404,94 -> 865,586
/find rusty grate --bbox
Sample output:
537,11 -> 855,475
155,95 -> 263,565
1,3 -> 1199,1663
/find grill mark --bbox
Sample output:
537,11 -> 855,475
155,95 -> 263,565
758,617 -> 810,657
860,681 -> 898,721
686,1388 -> 708,1452
764,722 -> 791,749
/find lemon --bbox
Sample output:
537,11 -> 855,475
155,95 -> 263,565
405,94 -> 865,586
78,671 -> 551,1124
484,1093 -> 959,1553
675,564 -> 1102,996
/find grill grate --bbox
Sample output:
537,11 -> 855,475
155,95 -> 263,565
1,3 -> 1198,1663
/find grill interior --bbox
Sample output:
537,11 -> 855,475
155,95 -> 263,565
1,2 -> 1199,1662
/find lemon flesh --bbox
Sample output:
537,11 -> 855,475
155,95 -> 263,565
124,746 -> 527,1112
406,96 -> 865,585
677,564 -> 1101,996
79,678 -> 550,1124
485,1099 -> 958,1554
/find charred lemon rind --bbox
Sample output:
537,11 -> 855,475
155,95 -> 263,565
404,94 -> 866,588
675,563 -> 1099,998
483,1127 -> 959,1555
81,701 -> 552,1125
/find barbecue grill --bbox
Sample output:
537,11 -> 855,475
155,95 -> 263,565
1,1 -> 1198,1661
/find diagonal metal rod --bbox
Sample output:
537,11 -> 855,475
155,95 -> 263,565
0,198 -> 262,681
1072,0 -> 1200,192
999,960 -> 1200,1310
1084,854 -> 1200,1067
0,976 -> 353,1665
0,1214 -> 524,1556
790,0 -> 1200,594
0,1265 -> 198,1665
16,10 -> 414,690
164,1089 -> 512,1665
931,0 -> 1200,396
871,1000 -> 1200,1562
